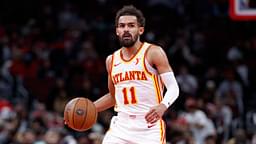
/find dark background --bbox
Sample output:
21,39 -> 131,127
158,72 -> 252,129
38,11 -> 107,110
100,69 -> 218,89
0,0 -> 255,143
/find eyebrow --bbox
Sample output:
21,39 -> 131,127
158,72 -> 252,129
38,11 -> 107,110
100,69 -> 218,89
118,22 -> 137,25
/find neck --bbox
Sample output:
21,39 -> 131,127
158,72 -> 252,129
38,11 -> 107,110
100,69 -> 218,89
123,41 -> 143,55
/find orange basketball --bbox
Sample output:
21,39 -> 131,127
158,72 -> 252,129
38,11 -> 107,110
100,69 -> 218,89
64,97 -> 98,132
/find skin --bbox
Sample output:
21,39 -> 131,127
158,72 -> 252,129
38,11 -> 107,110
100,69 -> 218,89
94,15 -> 174,124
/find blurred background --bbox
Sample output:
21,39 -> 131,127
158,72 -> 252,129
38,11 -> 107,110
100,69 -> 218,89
0,0 -> 256,144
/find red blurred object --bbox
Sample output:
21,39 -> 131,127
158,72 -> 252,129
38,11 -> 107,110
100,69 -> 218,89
229,0 -> 256,20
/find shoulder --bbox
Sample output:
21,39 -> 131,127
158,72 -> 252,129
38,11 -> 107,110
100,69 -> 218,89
106,48 -> 121,63
147,44 -> 167,57
106,54 -> 113,63
146,43 -> 168,63
105,49 -> 122,72
147,43 -> 162,52
106,54 -> 113,73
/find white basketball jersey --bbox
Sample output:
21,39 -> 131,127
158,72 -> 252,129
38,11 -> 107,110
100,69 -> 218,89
111,42 -> 164,115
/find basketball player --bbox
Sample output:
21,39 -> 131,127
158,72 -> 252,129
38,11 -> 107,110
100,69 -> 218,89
94,5 -> 179,144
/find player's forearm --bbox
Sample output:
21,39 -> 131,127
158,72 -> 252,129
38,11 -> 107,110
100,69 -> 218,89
94,93 -> 115,112
160,72 -> 179,108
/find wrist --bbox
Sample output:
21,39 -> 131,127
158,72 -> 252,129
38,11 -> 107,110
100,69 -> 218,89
160,101 -> 170,109
159,103 -> 168,111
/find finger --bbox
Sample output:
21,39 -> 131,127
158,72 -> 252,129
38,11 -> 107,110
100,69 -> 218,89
145,109 -> 155,120
146,115 -> 154,123
145,111 -> 158,123
150,117 -> 158,124
145,111 -> 157,122
148,114 -> 159,124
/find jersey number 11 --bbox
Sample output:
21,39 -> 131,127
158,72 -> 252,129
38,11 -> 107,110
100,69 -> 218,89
122,87 -> 137,105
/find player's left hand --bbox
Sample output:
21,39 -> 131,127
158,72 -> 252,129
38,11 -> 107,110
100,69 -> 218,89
145,103 -> 167,124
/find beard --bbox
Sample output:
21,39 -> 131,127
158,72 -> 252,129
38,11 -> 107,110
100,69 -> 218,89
119,33 -> 139,48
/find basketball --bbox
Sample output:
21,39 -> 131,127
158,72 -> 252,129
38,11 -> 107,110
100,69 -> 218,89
64,97 -> 98,132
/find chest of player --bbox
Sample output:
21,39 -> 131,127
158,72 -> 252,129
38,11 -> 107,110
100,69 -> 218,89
111,59 -> 149,85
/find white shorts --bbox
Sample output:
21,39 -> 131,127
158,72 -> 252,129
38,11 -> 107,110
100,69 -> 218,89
102,112 -> 166,144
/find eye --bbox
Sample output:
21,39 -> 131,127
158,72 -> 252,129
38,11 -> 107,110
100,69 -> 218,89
118,24 -> 125,28
128,24 -> 135,28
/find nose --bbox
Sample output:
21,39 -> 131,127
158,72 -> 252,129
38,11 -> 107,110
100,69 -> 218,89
123,25 -> 129,32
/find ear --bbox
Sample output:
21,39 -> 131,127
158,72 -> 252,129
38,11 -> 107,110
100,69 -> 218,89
139,27 -> 144,35
116,29 -> 119,36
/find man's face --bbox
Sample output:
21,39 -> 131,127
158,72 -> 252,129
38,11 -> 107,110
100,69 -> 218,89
116,15 -> 144,48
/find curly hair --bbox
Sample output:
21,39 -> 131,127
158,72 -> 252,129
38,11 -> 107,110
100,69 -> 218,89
115,5 -> 145,27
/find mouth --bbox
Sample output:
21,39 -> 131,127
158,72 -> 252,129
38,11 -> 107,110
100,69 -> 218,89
122,36 -> 132,40
122,37 -> 131,40
122,33 -> 132,39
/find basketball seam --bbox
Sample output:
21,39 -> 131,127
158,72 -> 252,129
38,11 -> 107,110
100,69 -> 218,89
73,98 -> 79,130
80,98 -> 88,130
93,103 -> 97,125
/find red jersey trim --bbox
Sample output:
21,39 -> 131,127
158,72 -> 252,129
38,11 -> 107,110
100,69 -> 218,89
120,42 -> 145,62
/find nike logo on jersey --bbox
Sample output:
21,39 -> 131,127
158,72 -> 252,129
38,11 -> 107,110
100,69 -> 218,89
147,123 -> 156,128
114,63 -> 121,67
